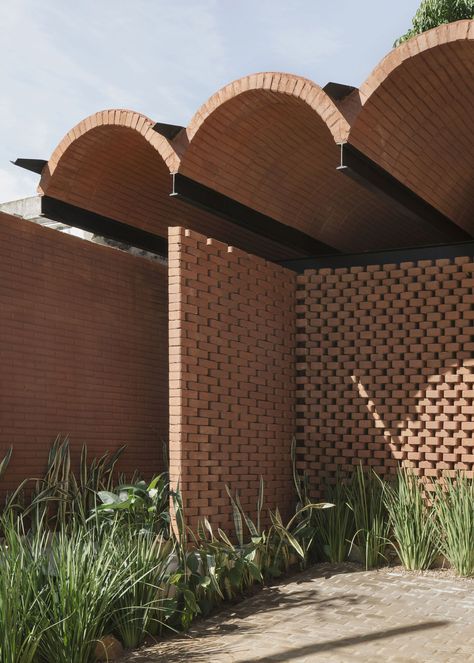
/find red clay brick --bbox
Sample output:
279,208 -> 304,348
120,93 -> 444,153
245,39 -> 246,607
168,227 -> 296,532
296,253 -> 474,494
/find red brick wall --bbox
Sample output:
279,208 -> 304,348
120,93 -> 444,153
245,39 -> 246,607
168,227 -> 296,531
0,212 -> 168,493
296,256 -> 474,494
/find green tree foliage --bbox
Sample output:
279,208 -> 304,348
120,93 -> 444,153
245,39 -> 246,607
395,0 -> 474,46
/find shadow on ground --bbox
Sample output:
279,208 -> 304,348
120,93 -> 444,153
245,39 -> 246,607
124,620 -> 449,663
121,564 -> 368,662
244,621 -> 450,662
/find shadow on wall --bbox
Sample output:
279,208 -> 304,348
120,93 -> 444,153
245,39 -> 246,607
352,358 -> 474,481
297,257 -> 474,488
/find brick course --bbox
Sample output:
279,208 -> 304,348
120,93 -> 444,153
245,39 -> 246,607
0,212 -> 168,493
296,256 -> 474,493
168,227 -> 296,531
349,20 -> 474,238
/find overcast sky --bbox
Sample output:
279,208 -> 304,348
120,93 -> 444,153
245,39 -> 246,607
0,0 -> 420,201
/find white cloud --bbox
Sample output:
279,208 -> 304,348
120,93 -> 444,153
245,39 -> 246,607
0,0 -> 225,201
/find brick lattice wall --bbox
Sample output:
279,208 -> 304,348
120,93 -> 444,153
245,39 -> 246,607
0,212 -> 168,493
169,227 -> 296,531
296,257 -> 474,493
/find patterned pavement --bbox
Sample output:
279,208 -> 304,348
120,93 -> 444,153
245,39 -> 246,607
121,564 -> 474,663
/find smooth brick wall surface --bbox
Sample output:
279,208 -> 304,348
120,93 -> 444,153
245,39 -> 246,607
169,227 -> 296,531
296,256 -> 474,493
0,212 -> 168,493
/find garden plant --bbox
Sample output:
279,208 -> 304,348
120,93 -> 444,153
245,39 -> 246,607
0,440 -> 473,663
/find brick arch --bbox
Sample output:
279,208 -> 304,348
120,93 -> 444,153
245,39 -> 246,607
38,112 -> 184,237
185,72 -> 350,144
179,73 -> 436,252
39,109 -> 180,193
38,109 -> 298,259
348,19 -> 474,236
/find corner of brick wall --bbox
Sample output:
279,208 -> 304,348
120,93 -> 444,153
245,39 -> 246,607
296,256 -> 474,495
168,227 -> 297,532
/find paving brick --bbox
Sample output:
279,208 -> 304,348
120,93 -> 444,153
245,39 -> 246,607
120,565 -> 474,663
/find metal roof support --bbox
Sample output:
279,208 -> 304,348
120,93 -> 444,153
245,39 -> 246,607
170,172 -> 339,257
11,158 -> 48,174
280,239 -> 474,273
337,142 -> 472,242
40,196 -> 168,257
152,123 -> 185,140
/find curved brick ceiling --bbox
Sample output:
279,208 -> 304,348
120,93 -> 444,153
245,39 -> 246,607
346,19 -> 474,237
39,110 -> 299,260
177,73 -> 444,252
39,20 -> 474,258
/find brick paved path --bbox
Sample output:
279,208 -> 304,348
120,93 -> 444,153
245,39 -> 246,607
121,565 -> 474,663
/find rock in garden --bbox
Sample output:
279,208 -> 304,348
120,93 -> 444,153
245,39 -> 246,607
94,635 -> 124,661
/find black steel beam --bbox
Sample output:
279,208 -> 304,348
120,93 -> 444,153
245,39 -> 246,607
41,196 -> 168,257
337,143 -> 472,242
152,123 -> 184,140
170,173 -> 338,256
280,239 -> 474,273
12,158 -> 47,175
323,82 -> 356,101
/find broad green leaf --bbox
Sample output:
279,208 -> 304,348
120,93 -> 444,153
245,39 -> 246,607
248,561 -> 262,581
228,565 -> 243,587
225,485 -> 244,547
183,589 -> 199,614
186,554 -> 199,574
97,490 -> 119,505
147,475 -> 165,491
